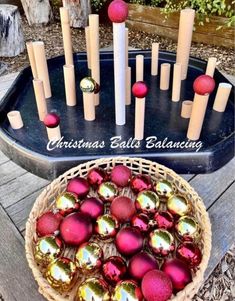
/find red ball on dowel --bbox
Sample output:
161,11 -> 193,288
193,75 -> 215,95
108,0 -> 129,23
132,81 -> 149,98
43,113 -> 60,128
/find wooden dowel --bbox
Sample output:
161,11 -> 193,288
83,92 -> 95,121
160,63 -> 171,90
151,42 -> 159,76
181,100 -> 193,118
205,57 -> 217,77
63,65 -> 76,106
33,41 -> 51,98
33,79 -> 48,121
135,97 -> 145,140
126,66 -> 131,105
213,83 -> 232,112
172,63 -> 182,102
46,126 -> 61,141
85,26 -> 91,69
60,7 -> 73,66
7,111 -> 23,129
136,54 -> 144,82
125,27 -> 129,68
26,41 -> 38,78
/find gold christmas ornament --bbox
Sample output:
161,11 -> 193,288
55,192 -> 79,215
112,280 -> 143,301
167,195 -> 191,216
135,190 -> 160,214
97,182 -> 118,202
75,242 -> 103,272
75,277 -> 110,301
80,77 -> 97,93
155,180 -> 174,199
149,229 -> 175,256
175,215 -> 201,242
95,214 -> 119,240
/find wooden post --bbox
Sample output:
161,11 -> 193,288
206,57 -> 217,77
83,93 -> 95,121
213,83 -> 232,112
26,41 -> 38,79
160,63 -> 170,90
126,67 -> 131,105
63,65 -> 77,106
136,55 -> 144,81
7,111 -> 24,129
172,63 -> 182,102
135,98 -> 145,140
60,7 -> 74,66
181,100 -> 193,118
85,27 -> 91,69
46,126 -> 61,141
33,79 -> 48,121
151,42 -> 159,76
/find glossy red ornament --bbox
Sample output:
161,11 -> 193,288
130,174 -> 153,194
67,177 -> 90,199
87,168 -> 108,188
141,270 -> 173,301
162,258 -> 192,292
43,113 -> 60,128
108,0 -> 128,23
176,242 -> 202,268
154,211 -> 174,230
111,165 -> 132,187
193,75 -> 215,95
102,256 -> 127,285
132,81 -> 148,98
60,212 -> 93,246
131,213 -> 150,233
128,251 -> 159,281
110,196 -> 136,222
115,226 -> 144,257
36,211 -> 63,237
80,197 -> 104,220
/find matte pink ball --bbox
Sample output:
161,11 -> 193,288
80,197 -> 104,220
66,177 -> 90,199
43,113 -> 60,128
36,211 -> 63,237
162,258 -> 192,292
141,270 -> 173,301
128,251 -> 159,281
110,196 -> 136,222
60,212 -> 93,246
111,165 -> 131,187
132,81 -> 148,98
193,75 -> 215,95
108,0 -> 128,23
115,227 -> 144,257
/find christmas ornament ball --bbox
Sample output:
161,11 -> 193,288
112,280 -> 143,301
43,113 -> 60,128
108,0 -> 129,23
110,196 -> 136,222
55,192 -> 79,216
155,179 -> 174,199
175,215 -> 201,242
80,77 -> 96,93
102,256 -> 127,285
131,213 -> 150,233
66,177 -> 90,199
98,181 -> 118,202
87,167 -> 108,188
60,212 -> 93,246
75,242 -> 103,272
45,257 -> 77,293
130,174 -> 153,194
75,278 -> 110,301
95,214 -> 119,240
36,211 -> 63,237
141,270 -> 173,301
193,75 -> 215,95
162,258 -> 192,292
167,195 -> 191,217
80,197 -> 104,220
115,226 -> 144,257
132,81 -> 149,98
149,229 -> 175,257
135,190 -> 160,214
111,165 -> 132,187
128,251 -> 159,281
154,211 -> 174,230
176,242 -> 202,267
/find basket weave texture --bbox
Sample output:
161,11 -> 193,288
25,157 -> 212,301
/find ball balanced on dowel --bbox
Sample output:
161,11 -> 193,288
193,74 -> 215,95
132,81 -> 149,98
108,0 -> 129,23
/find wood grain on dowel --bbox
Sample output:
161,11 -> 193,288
205,57 -> 217,77
33,41 -> 52,98
135,98 -> 145,140
85,27 -> 91,69
172,63 -> 182,102
160,63 -> 170,90
89,14 -> 100,106
126,67 -> 131,105
26,41 -> 38,79
33,79 -> 48,121
181,100 -> 193,118
60,7 -> 74,66
83,93 -> 95,121
176,8 -> 195,80
63,65 -> 76,106
151,42 -> 159,76
213,83 -> 232,112
136,54 -> 144,81
187,93 -> 209,140
125,28 -> 129,68
7,111 -> 23,129
46,126 -> 61,141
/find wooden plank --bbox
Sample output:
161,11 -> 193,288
0,172 -> 49,208
0,151 -> 9,165
0,160 -> 27,186
204,182 -> 235,278
0,204 -> 45,301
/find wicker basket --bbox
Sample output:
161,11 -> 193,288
25,157 -> 212,301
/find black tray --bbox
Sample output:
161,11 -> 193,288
0,50 -> 234,179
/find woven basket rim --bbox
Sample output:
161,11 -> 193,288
25,156 -> 212,301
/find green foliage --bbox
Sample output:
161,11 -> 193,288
91,0 -> 108,12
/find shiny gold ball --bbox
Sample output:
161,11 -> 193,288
75,242 -> 103,273
167,195 -> 191,217
97,182 -> 118,202
95,214 -> 119,240
80,77 -> 96,93
175,215 -> 201,242
45,257 -> 77,293
149,229 -> 175,257
75,277 -> 110,301
135,190 -> 160,214
55,192 -> 79,215
155,180 -> 174,199
112,280 -> 143,301
34,235 -> 64,267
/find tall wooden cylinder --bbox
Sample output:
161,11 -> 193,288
83,92 -> 95,121
172,63 -> 182,102
160,63 -> 170,90
205,57 -> 217,77
125,28 -> 129,68
135,98 -> 145,140
151,42 -> 159,76
60,7 -> 74,66
85,26 -> 91,69
213,83 -> 232,112
136,54 -> 144,82
33,79 -> 48,121
126,66 -> 131,105
26,41 -> 38,79
63,65 -> 76,106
